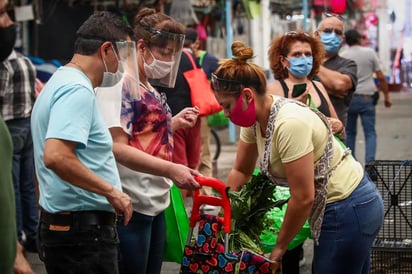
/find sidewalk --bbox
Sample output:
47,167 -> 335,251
26,90 -> 412,273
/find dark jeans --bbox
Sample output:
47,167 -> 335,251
38,222 -> 119,274
118,211 -> 165,274
346,96 -> 377,164
6,117 -> 39,242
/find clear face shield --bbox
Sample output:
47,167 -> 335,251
95,40 -> 140,129
143,27 -> 185,88
116,40 -> 140,100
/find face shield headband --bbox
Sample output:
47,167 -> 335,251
140,24 -> 185,44
211,73 -> 243,92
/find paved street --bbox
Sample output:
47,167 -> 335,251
26,90 -> 412,273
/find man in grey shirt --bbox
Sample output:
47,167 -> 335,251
341,29 -> 392,164
315,14 -> 358,132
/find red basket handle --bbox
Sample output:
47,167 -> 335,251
189,176 -> 231,233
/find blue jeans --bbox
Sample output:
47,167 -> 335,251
118,211 -> 165,274
6,118 -> 39,242
313,174 -> 384,274
346,96 -> 376,164
38,221 -> 119,274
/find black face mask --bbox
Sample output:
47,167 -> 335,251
0,25 -> 16,62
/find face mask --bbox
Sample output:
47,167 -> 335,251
0,25 -> 16,62
143,49 -> 174,79
101,46 -> 124,87
320,32 -> 342,54
287,56 -> 313,78
229,94 -> 256,127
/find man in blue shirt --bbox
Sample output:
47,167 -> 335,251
31,11 -> 133,274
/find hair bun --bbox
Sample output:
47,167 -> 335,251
231,41 -> 254,62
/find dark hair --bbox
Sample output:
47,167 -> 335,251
184,27 -> 198,47
74,11 -> 133,55
214,41 -> 266,96
345,29 -> 362,46
268,31 -> 325,80
133,8 -> 184,49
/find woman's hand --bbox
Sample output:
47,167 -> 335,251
328,117 -> 344,136
269,245 -> 285,273
171,106 -> 199,131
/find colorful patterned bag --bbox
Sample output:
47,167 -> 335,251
180,177 -> 276,274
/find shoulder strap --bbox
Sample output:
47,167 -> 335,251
278,79 -> 289,97
182,50 -> 197,69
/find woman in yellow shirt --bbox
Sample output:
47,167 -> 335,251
211,40 -> 383,274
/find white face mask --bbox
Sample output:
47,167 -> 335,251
101,46 -> 124,87
143,49 -> 174,79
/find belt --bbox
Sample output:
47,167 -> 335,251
354,94 -> 373,99
40,210 -> 117,227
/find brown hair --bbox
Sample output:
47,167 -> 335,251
133,8 -> 184,48
268,31 -> 325,80
214,41 -> 266,96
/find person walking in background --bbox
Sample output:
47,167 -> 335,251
96,8 -> 200,274
213,40 -> 383,274
31,11 -> 133,274
153,25 -> 202,200
315,13 -> 358,132
1,34 -> 39,257
184,27 -> 219,179
341,29 -> 392,165
0,1 -> 36,273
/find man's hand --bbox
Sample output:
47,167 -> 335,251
105,188 -> 132,225
384,96 -> 392,108
168,164 -> 201,190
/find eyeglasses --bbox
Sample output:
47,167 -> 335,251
321,28 -> 343,36
211,73 -> 242,91
280,31 -> 311,51
324,12 -> 344,21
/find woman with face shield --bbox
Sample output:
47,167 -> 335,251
96,8 -> 201,274
212,40 -> 384,274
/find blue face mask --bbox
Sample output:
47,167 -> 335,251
287,56 -> 313,78
320,32 -> 342,54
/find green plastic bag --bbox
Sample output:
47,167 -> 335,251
163,184 -> 189,263
207,110 -> 229,128
259,186 -> 311,252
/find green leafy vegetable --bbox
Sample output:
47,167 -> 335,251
221,172 -> 288,253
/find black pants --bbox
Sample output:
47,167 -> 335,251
281,243 -> 303,274
38,220 -> 119,274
